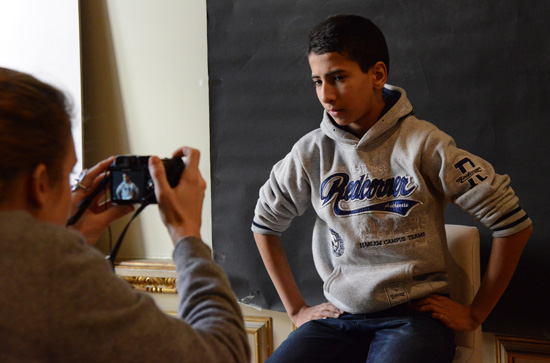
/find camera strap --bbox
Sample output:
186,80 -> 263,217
105,195 -> 155,270
66,175 -> 110,227
66,173 -> 158,271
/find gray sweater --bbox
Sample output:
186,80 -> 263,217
0,210 -> 249,362
252,85 -> 532,314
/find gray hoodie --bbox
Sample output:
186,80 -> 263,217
252,85 -> 531,314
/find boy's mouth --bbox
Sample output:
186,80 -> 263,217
328,108 -> 344,117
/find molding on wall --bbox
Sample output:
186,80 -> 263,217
496,335 -> 550,362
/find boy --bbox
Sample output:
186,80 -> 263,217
251,14 -> 532,363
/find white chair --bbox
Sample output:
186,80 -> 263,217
445,224 -> 483,363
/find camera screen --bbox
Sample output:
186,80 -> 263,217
110,169 -> 150,204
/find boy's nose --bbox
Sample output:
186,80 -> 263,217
319,83 -> 336,104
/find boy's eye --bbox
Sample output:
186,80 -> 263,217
312,79 -> 322,86
334,75 -> 345,82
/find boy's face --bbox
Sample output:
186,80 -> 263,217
309,52 -> 386,137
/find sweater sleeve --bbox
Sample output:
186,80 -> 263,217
172,237 -> 250,362
251,146 -> 312,236
49,231 -> 249,363
421,127 -> 532,237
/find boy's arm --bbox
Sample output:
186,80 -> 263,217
254,232 -> 343,327
412,224 -> 532,331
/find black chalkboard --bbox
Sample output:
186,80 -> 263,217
208,0 -> 550,339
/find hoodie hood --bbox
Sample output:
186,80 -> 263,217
320,85 -> 414,149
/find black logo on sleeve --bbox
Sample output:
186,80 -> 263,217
453,157 -> 487,189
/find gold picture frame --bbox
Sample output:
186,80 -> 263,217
496,335 -> 550,362
116,260 -> 274,363
116,259 -> 177,293
245,316 -> 273,363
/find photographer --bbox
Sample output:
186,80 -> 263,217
0,67 -> 249,362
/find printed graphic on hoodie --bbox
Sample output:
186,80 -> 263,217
320,172 -> 420,217
329,229 -> 345,257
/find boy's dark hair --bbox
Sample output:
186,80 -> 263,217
308,14 -> 390,75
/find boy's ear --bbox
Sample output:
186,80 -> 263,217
27,164 -> 49,208
372,61 -> 388,90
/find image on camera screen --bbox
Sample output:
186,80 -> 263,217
110,170 -> 150,204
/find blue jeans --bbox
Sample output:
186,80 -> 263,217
267,304 -> 456,363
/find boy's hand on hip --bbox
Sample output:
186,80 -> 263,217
292,302 -> 344,328
410,294 -> 480,331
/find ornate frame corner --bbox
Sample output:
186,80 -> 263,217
496,335 -> 550,362
244,316 -> 273,363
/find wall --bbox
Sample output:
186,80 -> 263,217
80,0 -> 212,256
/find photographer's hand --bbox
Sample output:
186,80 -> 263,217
69,156 -> 134,246
149,147 -> 206,244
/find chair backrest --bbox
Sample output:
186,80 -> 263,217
445,224 -> 483,363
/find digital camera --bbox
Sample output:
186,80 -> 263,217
109,155 -> 184,204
